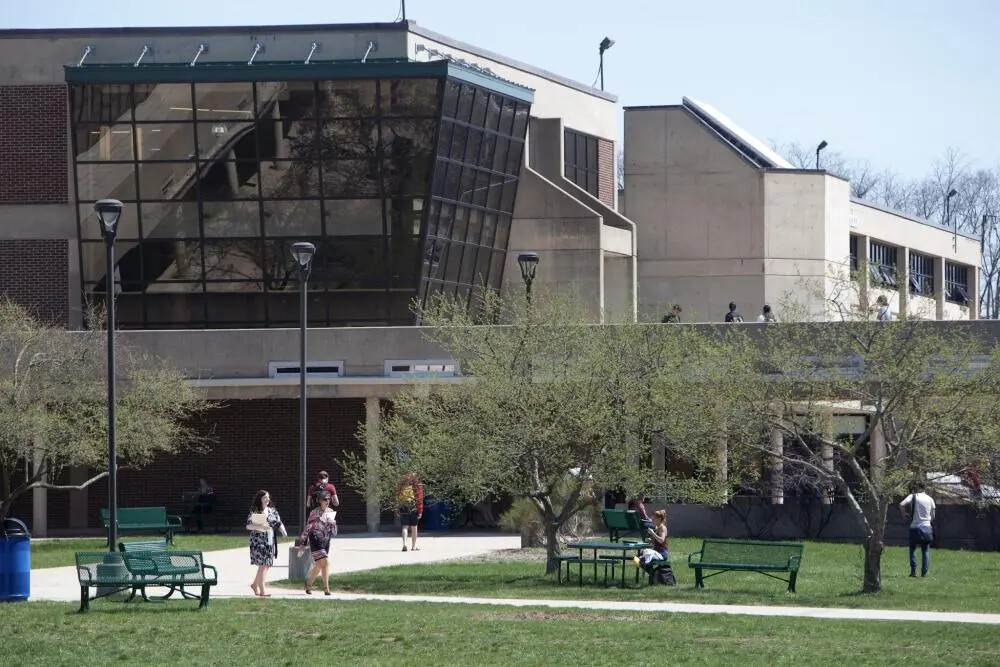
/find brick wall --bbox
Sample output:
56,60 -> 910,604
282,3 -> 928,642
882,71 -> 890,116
96,398 -> 368,530
0,85 -> 68,203
598,139 -> 616,209
0,240 -> 69,326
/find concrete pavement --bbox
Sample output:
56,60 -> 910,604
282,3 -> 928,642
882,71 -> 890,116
28,533 -> 1000,625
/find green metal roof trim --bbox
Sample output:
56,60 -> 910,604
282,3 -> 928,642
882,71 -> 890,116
64,58 -> 534,103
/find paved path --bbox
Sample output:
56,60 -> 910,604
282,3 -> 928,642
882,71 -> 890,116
29,533 -> 1000,625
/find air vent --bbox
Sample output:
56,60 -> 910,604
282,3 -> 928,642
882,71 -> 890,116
385,360 -> 459,378
267,361 -> 344,379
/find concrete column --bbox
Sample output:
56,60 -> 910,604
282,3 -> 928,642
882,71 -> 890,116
870,420 -> 886,486
365,396 -> 381,533
69,466 -> 89,530
968,265 -> 979,320
272,102 -> 288,160
899,247 -> 909,319
769,426 -> 784,505
715,430 -> 728,501
32,447 -> 47,537
821,414 -> 835,505
651,433 -> 666,474
225,150 -> 240,195
933,256 -> 945,320
857,234 -> 871,309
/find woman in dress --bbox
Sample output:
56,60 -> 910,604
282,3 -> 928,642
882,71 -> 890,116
300,490 -> 337,595
246,489 -> 286,597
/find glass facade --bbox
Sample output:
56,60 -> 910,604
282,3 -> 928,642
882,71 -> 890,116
563,128 -> 599,198
71,72 -> 529,329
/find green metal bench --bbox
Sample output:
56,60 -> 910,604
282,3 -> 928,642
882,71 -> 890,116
100,507 -> 183,544
601,509 -> 646,543
119,539 -> 169,554
75,550 -> 217,612
688,539 -> 804,592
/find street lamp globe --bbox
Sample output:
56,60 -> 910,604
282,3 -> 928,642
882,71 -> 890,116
93,199 -> 124,237
290,241 -> 316,278
517,252 -> 539,284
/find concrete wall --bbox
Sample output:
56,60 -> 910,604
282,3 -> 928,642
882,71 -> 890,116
624,106 -> 765,321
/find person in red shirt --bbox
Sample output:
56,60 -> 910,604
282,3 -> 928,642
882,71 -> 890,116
307,471 -> 340,510
395,473 -> 424,552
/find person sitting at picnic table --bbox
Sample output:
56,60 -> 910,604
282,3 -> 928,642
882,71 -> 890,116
633,509 -> 669,570
627,496 -> 654,531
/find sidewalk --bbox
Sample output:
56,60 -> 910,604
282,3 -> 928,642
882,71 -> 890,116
30,532 -> 521,602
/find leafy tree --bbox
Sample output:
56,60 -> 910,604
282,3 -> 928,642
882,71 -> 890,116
0,299 -> 212,521
344,290 -> 726,572
718,306 -> 1000,592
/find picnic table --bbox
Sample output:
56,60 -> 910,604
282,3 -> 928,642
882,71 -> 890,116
563,540 -> 648,588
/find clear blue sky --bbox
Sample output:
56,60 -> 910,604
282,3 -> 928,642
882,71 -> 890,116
5,0 -> 997,178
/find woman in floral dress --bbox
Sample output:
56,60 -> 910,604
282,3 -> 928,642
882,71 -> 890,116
246,489 -> 286,597
300,491 -> 337,595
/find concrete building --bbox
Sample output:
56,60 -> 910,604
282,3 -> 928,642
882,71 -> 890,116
622,97 -> 980,322
0,20 -> 638,534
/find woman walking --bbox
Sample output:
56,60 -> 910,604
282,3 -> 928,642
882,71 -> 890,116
300,490 -> 338,595
246,489 -> 286,597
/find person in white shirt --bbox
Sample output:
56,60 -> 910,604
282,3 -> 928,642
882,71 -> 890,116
899,482 -> 936,577
876,295 -> 894,322
756,304 -> 778,323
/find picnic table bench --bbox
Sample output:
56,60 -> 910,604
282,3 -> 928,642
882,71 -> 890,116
601,509 -> 646,542
687,539 -> 803,592
75,549 -> 217,612
100,507 -> 183,544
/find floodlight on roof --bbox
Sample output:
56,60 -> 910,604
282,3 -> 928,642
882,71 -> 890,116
599,37 -> 615,54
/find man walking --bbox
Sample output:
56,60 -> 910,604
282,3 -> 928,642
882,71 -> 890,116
724,302 -> 744,323
899,482 -> 936,577
307,470 -> 340,510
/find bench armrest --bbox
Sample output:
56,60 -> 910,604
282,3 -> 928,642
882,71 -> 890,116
167,515 -> 183,527
202,564 -> 218,580
787,554 -> 802,570
687,550 -> 703,565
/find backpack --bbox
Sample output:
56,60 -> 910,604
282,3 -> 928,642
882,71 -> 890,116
648,563 -> 677,586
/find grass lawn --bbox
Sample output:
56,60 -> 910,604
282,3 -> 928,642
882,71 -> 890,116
292,538 -> 1000,613
29,535 -> 293,569
1,599 -> 997,666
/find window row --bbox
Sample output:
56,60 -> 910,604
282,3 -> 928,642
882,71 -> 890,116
440,80 -> 529,140
422,241 -> 507,292
75,157 -> 433,202
945,263 -> 970,305
81,236 -> 423,290
868,240 -> 898,288
908,252 -> 934,296
564,128 -> 600,198
430,161 -> 519,213
436,121 -> 525,177
84,290 -> 417,329
71,79 -> 440,125
426,203 -> 512,249
74,117 -> 438,163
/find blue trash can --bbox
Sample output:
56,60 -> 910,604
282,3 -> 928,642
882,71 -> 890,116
0,518 -> 30,602
423,500 -> 451,531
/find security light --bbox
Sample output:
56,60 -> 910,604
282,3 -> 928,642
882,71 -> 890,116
93,199 -> 124,236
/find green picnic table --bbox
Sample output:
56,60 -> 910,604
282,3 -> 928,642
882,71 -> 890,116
563,540 -> 648,588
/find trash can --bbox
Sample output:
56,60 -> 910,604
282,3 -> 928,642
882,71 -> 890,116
423,500 -> 451,531
0,518 -> 30,602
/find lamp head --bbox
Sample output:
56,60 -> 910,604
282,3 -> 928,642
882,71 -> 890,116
290,241 -> 317,280
948,189 -> 958,199
817,140 -> 828,151
93,199 -> 124,237
599,37 -> 615,54
517,252 -> 540,284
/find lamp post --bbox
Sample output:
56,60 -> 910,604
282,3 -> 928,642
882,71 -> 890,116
983,214 -> 998,318
598,37 -> 615,91
947,188 -> 959,251
517,252 -> 540,304
815,140 -> 828,170
94,199 -> 123,552
290,241 -> 316,539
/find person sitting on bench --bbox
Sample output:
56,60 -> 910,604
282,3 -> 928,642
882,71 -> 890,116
634,509 -> 669,569
627,496 -> 654,531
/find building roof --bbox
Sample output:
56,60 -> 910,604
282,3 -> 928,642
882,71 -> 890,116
681,97 -> 793,169
851,197 -> 981,242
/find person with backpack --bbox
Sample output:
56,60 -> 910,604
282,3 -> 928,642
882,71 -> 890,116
396,472 -> 424,552
724,302 -> 744,323
899,482 -> 936,577
756,304 -> 779,323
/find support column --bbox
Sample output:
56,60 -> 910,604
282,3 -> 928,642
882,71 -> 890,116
365,396 -> 381,533
32,447 -> 47,538
769,425 -> 784,505
821,414 -> 835,505
933,256 -> 945,320
899,247 -> 910,320
225,150 -> 240,195
715,429 -> 728,503
272,102 -> 288,160
870,420 -> 886,486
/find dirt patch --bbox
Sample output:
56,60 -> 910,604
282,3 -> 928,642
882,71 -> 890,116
481,611 -> 641,622
457,548 -> 547,563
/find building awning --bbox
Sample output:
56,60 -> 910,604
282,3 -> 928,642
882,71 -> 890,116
64,58 -> 534,103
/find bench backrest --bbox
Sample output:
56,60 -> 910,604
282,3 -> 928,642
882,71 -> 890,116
119,539 -> 169,554
121,551 -> 205,577
701,539 -> 803,567
100,507 -> 169,525
75,551 -> 130,584
602,509 -> 640,531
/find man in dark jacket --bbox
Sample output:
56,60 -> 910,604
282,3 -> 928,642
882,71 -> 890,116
724,302 -> 744,323
661,305 -> 682,323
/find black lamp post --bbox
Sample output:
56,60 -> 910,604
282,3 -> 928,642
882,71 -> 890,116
517,252 -> 540,304
290,241 -> 316,537
94,199 -> 123,552
598,37 -> 615,91
947,188 -> 959,250
815,140 -> 828,170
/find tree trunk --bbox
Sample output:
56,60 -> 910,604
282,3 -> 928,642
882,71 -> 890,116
862,500 -> 888,593
543,517 -> 562,574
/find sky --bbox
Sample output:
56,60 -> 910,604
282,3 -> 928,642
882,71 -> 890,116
3,0 -> 998,179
